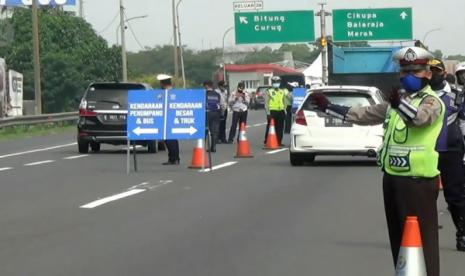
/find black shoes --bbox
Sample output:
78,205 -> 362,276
457,236 -> 465,252
162,159 -> 180,165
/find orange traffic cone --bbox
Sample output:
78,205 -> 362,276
438,175 -> 443,191
264,119 -> 280,150
235,122 -> 253,158
395,216 -> 427,276
188,139 -> 209,169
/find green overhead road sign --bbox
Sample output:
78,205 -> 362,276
333,8 -> 413,41
234,10 -> 315,44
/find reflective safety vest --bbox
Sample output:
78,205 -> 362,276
379,87 -> 445,178
268,88 -> 286,111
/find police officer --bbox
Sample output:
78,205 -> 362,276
216,81 -> 229,144
227,82 -> 250,143
204,80 -> 222,152
265,76 -> 290,146
310,47 -> 444,275
430,59 -> 465,252
284,82 -> 296,133
158,74 -> 180,165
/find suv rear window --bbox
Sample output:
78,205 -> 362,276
302,90 -> 375,111
85,83 -> 146,109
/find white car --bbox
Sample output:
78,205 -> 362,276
290,85 -> 385,166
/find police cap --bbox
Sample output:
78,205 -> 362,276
393,46 -> 434,71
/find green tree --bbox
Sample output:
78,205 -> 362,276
0,8 -> 121,113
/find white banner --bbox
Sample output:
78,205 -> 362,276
0,58 -> 6,117
7,70 -> 23,117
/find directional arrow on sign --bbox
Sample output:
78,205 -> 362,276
400,11 -> 408,20
172,126 -> 198,135
239,16 -> 248,24
133,127 -> 159,136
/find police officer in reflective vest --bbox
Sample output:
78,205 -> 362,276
204,80 -> 222,152
310,47 -> 444,276
265,76 -> 290,146
429,58 -> 465,252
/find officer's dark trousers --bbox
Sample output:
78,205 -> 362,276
228,111 -> 247,142
218,110 -> 228,143
284,105 -> 292,133
165,140 -> 179,162
264,114 -> 271,143
438,151 -> 465,237
207,110 -> 221,151
383,173 -> 439,276
270,110 -> 285,145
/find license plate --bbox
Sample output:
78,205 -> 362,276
324,117 -> 352,127
103,114 -> 126,121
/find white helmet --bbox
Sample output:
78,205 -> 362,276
455,62 -> 465,85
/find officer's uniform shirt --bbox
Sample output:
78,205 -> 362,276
215,88 -> 228,112
345,90 -> 443,127
206,89 -> 222,112
229,91 -> 250,112
435,82 -> 465,152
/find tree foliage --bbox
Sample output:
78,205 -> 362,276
0,8 -> 121,113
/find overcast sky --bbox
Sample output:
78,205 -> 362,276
72,0 -> 465,55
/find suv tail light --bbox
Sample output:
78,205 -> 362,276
294,109 -> 307,126
79,99 -> 97,117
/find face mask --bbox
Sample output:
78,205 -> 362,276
272,83 -> 280,88
429,73 -> 445,90
400,74 -> 429,93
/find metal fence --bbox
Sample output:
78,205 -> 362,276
0,112 -> 78,129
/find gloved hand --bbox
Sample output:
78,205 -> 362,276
309,92 -> 330,111
389,87 -> 402,108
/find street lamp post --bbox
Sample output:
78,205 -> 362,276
116,15 -> 148,45
423,28 -> 442,46
119,0 -> 127,82
172,0 -> 179,78
32,0 -> 42,114
176,0 -> 186,88
222,27 -> 234,84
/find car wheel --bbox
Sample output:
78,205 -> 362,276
90,142 -> 101,152
78,139 -> 89,154
290,152 -> 304,166
148,141 -> 157,153
307,154 -> 315,163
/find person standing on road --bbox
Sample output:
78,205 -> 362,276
265,76 -> 288,146
216,81 -> 229,144
430,59 -> 465,252
204,80 -> 222,152
310,47 -> 444,276
284,82 -> 296,134
227,82 -> 250,143
158,74 -> 180,165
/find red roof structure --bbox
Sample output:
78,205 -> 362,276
225,64 -> 301,75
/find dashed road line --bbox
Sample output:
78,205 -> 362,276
63,155 -> 89,160
0,142 -> 76,160
0,167 -> 13,172
24,160 -> 55,167
199,161 -> 238,172
266,148 -> 289,155
80,189 -> 146,209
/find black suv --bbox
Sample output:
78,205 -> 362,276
77,82 -> 158,153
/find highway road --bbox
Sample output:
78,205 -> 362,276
0,110 -> 462,275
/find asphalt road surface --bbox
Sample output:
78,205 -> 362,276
0,110 -> 462,275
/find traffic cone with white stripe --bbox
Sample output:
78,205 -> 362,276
264,118 -> 280,150
235,122 -> 253,158
188,139 -> 209,169
395,216 -> 427,276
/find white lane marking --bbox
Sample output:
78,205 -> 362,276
80,189 -> 145,209
63,155 -> 89,160
128,180 -> 173,191
252,122 -> 267,127
24,160 -> 55,166
266,148 -> 289,155
0,142 -> 77,160
199,161 -> 238,172
0,167 -> 13,172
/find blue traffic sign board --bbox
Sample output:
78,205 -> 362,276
0,0 -> 76,6
292,88 -> 307,110
127,89 -> 206,141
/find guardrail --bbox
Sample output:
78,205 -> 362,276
0,112 -> 78,128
